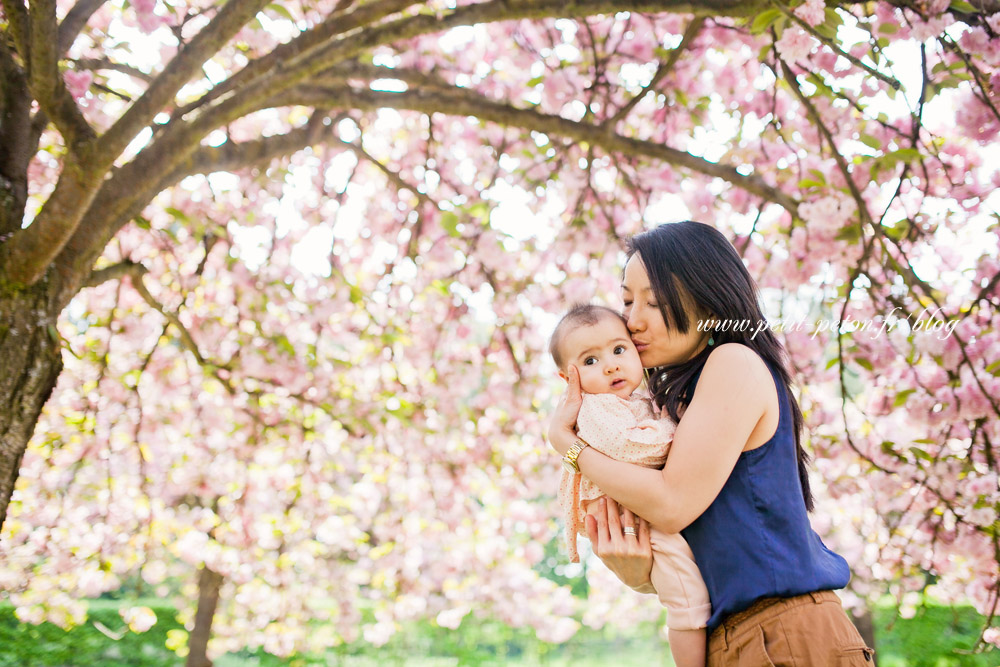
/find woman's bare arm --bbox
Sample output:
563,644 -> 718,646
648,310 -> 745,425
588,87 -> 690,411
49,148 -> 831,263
551,344 -> 774,533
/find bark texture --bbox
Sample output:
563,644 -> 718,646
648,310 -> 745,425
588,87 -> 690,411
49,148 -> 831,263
0,278 -> 63,528
186,567 -> 225,667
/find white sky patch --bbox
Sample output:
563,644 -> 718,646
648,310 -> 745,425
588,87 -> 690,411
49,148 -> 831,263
119,126 -> 153,165
450,281 -> 496,324
689,94 -> 740,162
618,62 -> 657,90
438,25 -> 479,52
372,53 -> 399,68
337,118 -> 361,143
291,225 -> 334,277
255,9 -> 299,41
485,180 -> 557,247
561,100 -> 587,122
207,171 -> 240,191
553,42 -> 581,62
276,162 -> 319,239
202,59 -> 228,86
644,193 -> 691,224
370,79 -> 408,93
910,210 -> 998,284
228,221 -> 271,270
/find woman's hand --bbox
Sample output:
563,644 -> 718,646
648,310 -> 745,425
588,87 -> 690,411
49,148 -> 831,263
547,364 -> 583,456
585,497 -> 655,594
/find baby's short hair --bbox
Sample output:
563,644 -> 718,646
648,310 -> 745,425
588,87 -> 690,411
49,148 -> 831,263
549,304 -> 627,370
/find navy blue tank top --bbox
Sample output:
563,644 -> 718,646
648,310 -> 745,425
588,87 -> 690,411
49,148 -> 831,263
680,360 -> 850,632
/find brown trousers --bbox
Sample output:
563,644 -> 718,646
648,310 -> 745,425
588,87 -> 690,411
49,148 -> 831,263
707,591 -> 875,666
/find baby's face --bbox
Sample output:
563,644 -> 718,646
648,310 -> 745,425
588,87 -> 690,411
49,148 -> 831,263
559,316 -> 644,399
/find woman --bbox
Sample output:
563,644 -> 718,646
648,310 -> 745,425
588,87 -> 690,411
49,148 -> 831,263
548,222 -> 874,665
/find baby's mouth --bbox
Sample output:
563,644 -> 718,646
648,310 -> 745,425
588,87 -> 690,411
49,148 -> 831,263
611,378 -> 627,389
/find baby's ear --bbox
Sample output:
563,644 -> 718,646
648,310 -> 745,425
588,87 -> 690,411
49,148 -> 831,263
557,370 -> 568,383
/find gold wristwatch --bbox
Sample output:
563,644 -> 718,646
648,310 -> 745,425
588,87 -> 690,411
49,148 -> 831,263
561,439 -> 590,473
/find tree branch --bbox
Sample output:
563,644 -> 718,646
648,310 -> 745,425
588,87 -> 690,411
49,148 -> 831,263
96,0 -> 272,163
178,113 -> 329,174
0,37 -> 33,237
181,0 -> 768,143
54,116 -> 331,305
339,137 -> 437,209
778,58 -> 871,224
58,0 -> 107,55
0,158 -> 104,288
776,1 -> 901,91
47,0 -> 777,297
128,267 -> 208,366
287,85 -> 800,212
0,0 -> 30,60
27,0 -> 96,150
75,56 -> 154,84
606,16 -> 706,128
172,0 -> 418,120
83,260 -> 147,289
283,0 -> 757,92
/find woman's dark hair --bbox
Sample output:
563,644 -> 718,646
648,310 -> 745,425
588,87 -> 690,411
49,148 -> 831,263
626,221 -> 814,511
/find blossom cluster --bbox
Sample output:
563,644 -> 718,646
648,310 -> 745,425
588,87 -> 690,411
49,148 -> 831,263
2,0 -> 999,659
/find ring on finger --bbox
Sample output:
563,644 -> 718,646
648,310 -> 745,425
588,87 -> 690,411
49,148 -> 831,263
623,526 -> 637,537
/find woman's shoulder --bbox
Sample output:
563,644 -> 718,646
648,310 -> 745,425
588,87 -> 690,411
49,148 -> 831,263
704,342 -> 771,374
697,343 -> 776,400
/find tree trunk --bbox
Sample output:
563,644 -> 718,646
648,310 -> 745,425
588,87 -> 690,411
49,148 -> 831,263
186,567 -> 224,667
851,605 -> 878,663
0,279 -> 64,531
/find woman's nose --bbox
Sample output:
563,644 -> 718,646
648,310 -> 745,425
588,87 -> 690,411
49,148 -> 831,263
626,312 -> 642,333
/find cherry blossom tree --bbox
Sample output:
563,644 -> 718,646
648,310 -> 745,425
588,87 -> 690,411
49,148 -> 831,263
1,0 -> 998,663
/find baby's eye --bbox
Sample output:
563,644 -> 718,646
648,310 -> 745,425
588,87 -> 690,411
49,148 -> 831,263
583,356 -> 598,366
614,345 -> 626,354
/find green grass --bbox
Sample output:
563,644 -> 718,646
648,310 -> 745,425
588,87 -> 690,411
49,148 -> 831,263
0,599 -> 995,666
873,602 -> 996,667
0,598 -> 182,667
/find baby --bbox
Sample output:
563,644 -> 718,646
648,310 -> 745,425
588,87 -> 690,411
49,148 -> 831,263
550,304 -> 711,667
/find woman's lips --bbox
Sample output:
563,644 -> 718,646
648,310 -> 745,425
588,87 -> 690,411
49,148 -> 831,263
632,340 -> 649,353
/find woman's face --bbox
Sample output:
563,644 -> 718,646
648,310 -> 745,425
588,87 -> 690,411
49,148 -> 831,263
621,254 -> 708,368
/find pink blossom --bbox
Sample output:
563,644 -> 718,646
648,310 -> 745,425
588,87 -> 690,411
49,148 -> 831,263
775,27 -> 816,63
133,0 -> 162,33
910,14 -> 951,42
63,70 -> 92,99
955,91 -> 1000,143
794,0 -> 826,27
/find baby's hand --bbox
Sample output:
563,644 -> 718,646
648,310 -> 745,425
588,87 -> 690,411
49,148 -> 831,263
548,365 -> 583,456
